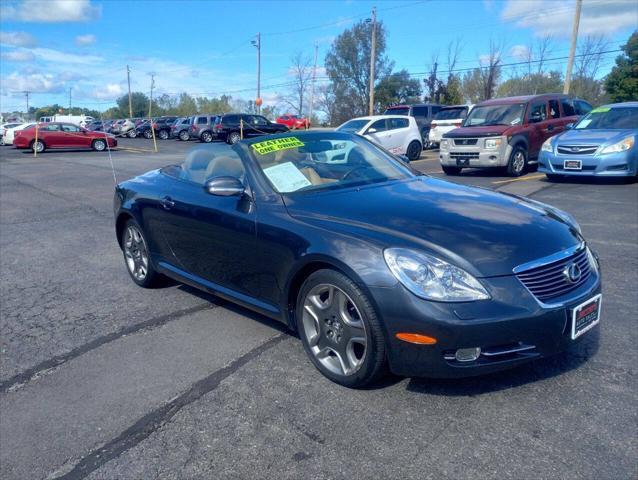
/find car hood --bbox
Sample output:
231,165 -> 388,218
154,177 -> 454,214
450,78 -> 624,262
283,177 -> 581,278
443,125 -> 511,138
555,128 -> 635,145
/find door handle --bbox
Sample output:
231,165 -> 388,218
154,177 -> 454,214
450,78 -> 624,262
160,196 -> 175,210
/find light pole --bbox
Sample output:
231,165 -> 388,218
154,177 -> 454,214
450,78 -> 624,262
251,33 -> 261,113
367,7 -> 377,116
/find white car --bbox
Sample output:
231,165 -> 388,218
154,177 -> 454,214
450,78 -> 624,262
428,105 -> 474,148
2,122 -> 36,146
1,122 -> 23,145
336,115 -> 423,160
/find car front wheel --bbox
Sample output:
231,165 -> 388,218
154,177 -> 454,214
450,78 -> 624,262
128,129 -> 137,138
92,139 -> 107,151
158,129 -> 169,140
297,269 -> 387,388
179,130 -> 190,141
507,146 -> 527,177
143,129 -> 153,139
201,131 -> 213,143
121,219 -> 161,288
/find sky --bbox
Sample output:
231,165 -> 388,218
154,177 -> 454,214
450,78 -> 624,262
0,0 -> 636,113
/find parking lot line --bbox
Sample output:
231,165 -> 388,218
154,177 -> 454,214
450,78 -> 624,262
492,174 -> 546,185
115,147 -> 157,153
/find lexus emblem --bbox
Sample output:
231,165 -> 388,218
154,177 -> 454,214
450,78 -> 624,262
563,263 -> 582,284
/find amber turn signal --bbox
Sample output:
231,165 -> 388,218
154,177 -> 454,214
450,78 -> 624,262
395,333 -> 437,345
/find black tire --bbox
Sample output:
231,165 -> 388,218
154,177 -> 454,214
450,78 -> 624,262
201,131 -> 213,143
158,129 -> 169,140
179,130 -> 190,141
143,129 -> 153,139
227,131 -> 241,144
127,129 -> 137,138
296,269 -> 387,388
92,139 -> 107,151
442,165 -> 462,175
507,145 -> 527,177
406,140 -> 422,161
121,219 -> 162,288
545,174 -> 565,182
31,139 -> 46,153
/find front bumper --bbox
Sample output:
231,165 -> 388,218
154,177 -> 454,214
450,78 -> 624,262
369,272 -> 601,378
539,150 -> 637,177
440,139 -> 512,168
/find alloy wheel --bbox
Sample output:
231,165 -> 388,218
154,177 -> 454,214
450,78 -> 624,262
512,151 -> 525,174
202,132 -> 213,143
301,283 -> 367,377
93,139 -> 106,151
179,130 -> 189,141
124,225 -> 149,281
229,132 -> 241,144
33,140 -> 44,153
159,130 -> 169,140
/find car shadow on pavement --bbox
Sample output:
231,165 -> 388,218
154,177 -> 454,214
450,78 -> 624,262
404,329 -> 600,396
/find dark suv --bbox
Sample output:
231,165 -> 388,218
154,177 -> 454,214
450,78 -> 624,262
439,94 -> 593,176
213,113 -> 289,144
137,116 -> 178,140
384,103 -> 444,147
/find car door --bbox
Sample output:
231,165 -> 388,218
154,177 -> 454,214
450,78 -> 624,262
546,98 -> 566,136
40,123 -> 64,147
154,148 -> 259,297
364,119 -> 393,150
527,101 -> 550,159
60,123 -> 89,147
386,117 -> 411,154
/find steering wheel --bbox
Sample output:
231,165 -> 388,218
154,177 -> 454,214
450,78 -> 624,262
342,165 -> 369,181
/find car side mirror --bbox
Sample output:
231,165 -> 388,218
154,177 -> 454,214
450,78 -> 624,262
366,127 -> 377,134
565,123 -> 574,130
204,176 -> 245,196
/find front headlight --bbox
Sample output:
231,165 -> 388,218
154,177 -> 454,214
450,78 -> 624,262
440,139 -> 449,150
484,138 -> 502,149
384,248 -> 490,302
541,138 -> 553,152
586,246 -> 599,275
600,136 -> 634,154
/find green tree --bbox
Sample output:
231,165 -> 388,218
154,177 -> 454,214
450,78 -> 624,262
325,19 -> 393,124
375,70 -> 421,109
605,30 -> 638,102
196,95 -> 233,114
174,93 -> 198,116
497,71 -> 563,97
116,92 -> 151,118
461,69 -> 484,103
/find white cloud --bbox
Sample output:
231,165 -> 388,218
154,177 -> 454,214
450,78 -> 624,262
92,83 -> 124,100
1,50 -> 35,62
0,31 -> 37,47
1,71 -> 63,94
30,47 -> 103,65
75,34 -> 96,46
510,44 -> 531,60
1,0 -> 101,23
501,0 -> 638,37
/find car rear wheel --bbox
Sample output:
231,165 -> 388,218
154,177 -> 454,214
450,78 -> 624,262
179,130 -> 190,141
201,131 -> 213,143
127,129 -> 137,138
297,269 -> 387,388
92,139 -> 107,151
121,219 -> 161,288
143,129 -> 153,139
507,146 -> 527,177
31,139 -> 45,153
442,165 -> 462,175
406,140 -> 422,161
158,129 -> 169,140
227,132 -> 241,144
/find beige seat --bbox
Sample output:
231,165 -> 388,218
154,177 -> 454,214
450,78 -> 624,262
204,155 -> 245,181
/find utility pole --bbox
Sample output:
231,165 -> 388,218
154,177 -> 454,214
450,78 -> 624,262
24,91 -> 30,119
368,7 -> 377,116
252,33 -> 261,114
149,73 -> 157,152
309,43 -> 318,126
563,0 -> 582,94
126,65 -> 133,118
69,87 -> 72,112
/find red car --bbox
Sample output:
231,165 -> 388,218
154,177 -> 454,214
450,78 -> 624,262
276,114 -> 310,130
14,122 -> 117,153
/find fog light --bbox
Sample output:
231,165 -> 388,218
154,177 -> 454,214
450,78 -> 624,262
455,347 -> 481,362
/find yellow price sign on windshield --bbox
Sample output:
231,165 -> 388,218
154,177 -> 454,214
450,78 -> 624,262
251,137 -> 305,155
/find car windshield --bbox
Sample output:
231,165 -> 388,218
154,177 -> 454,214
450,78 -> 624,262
336,119 -> 370,133
384,107 -> 410,116
247,134 -> 413,194
464,103 -> 525,127
574,107 -> 638,130
435,107 -> 468,120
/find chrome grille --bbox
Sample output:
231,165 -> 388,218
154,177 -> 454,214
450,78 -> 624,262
516,247 -> 591,301
450,151 -> 480,160
453,138 -> 478,146
557,145 -> 598,155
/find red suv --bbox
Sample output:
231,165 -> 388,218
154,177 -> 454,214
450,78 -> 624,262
439,94 -> 592,176
276,114 -> 310,130
14,122 -> 117,153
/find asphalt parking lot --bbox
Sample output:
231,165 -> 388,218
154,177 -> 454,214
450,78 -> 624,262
1,137 -> 636,480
